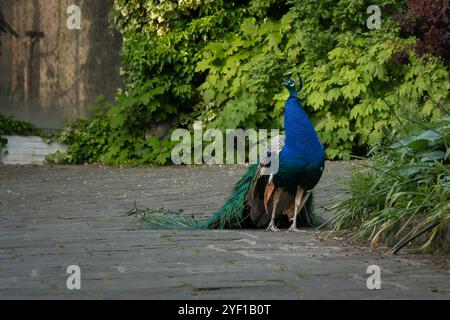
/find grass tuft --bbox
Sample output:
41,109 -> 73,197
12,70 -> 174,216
331,110 -> 450,254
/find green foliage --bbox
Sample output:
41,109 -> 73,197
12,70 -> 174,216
113,0 -> 246,105
57,96 -> 177,165
0,114 -> 48,154
194,0 -> 450,159
57,117 -> 111,164
44,150 -> 70,165
54,0 -> 247,165
331,108 -> 450,253
0,114 -> 44,137
62,0 -> 450,164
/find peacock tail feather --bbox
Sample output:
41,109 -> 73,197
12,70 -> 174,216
130,163 -> 327,230
202,164 -> 258,229
132,164 -> 258,230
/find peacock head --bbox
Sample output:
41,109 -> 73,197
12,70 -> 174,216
282,78 -> 297,96
282,75 -> 303,97
282,78 -> 295,89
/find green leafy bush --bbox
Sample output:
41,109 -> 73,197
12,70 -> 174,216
60,0 -> 450,164
194,0 -> 450,158
0,114 -> 47,151
0,114 -> 44,137
331,107 -> 450,253
58,96 -> 177,165
53,0 -> 247,165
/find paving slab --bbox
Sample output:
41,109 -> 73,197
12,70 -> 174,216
0,162 -> 448,299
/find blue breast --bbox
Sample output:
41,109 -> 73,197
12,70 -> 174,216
274,96 -> 325,190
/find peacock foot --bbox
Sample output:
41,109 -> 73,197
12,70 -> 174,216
266,222 -> 280,232
288,224 -> 301,232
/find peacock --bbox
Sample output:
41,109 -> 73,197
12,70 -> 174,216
135,76 -> 326,230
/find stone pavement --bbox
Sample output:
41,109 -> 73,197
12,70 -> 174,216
0,162 -> 448,299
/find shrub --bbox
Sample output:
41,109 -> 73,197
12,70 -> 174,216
60,0 -> 450,164
398,0 -> 450,66
0,113 -> 48,154
331,105 -> 450,253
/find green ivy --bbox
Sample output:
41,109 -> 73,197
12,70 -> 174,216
58,0 -> 450,164
194,1 -> 450,159
0,114 -> 48,151
0,114 -> 44,137
57,95 -> 178,165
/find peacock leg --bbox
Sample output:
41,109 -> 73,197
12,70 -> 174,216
266,187 -> 282,232
288,187 -> 310,232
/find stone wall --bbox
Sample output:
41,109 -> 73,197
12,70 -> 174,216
0,0 -> 122,129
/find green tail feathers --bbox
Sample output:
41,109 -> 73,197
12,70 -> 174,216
131,164 -> 326,230
201,164 -> 258,229
133,164 -> 258,230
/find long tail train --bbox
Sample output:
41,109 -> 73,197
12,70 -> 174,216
130,164 -> 325,229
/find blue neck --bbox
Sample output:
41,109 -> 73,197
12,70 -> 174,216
283,93 -> 324,161
288,88 -> 297,98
